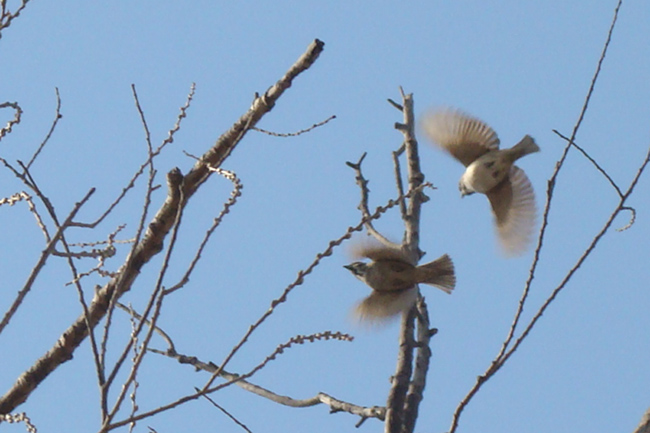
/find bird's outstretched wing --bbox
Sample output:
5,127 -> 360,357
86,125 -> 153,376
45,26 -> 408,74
354,287 -> 418,323
487,166 -> 536,256
350,243 -> 412,265
421,108 -> 500,166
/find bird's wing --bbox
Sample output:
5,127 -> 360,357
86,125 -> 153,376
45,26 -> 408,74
421,109 -> 500,166
351,243 -> 412,264
354,287 -> 418,323
487,166 -> 536,256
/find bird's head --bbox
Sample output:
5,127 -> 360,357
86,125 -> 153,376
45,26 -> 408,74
458,181 -> 475,198
344,261 -> 369,280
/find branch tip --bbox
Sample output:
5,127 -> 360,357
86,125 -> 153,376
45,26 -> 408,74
387,98 -> 404,111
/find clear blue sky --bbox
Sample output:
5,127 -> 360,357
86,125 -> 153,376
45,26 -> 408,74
1,1 -> 648,432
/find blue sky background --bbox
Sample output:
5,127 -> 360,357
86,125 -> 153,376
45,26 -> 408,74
1,1 -> 649,432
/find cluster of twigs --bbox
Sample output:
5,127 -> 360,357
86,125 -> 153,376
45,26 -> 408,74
0,0 -> 31,39
0,39 -> 335,431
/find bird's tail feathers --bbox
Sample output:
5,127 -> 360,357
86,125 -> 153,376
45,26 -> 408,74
353,287 -> 418,323
510,135 -> 540,159
417,254 -> 455,294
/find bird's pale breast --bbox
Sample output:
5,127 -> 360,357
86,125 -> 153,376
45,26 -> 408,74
461,152 -> 510,194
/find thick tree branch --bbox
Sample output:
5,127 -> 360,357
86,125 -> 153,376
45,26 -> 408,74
0,38 -> 326,415
385,88 -> 431,433
385,309 -> 415,432
402,296 -> 433,433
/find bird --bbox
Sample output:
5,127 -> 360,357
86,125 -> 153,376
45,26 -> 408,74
421,108 -> 540,256
344,244 -> 455,322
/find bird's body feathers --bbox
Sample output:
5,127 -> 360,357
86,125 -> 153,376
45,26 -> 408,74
345,245 -> 455,322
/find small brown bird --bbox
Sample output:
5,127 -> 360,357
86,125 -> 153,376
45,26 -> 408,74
421,108 -> 540,256
344,244 -> 455,322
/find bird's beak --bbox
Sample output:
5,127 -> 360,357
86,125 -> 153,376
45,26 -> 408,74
459,188 -> 474,198
343,264 -> 354,271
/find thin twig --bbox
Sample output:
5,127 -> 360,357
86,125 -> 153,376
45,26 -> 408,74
148,317 -> 383,423
552,129 -> 622,197
25,88 -> 62,170
163,152 -> 244,295
346,152 -> 399,248
616,206 -> 636,232
392,147 -> 408,218
0,191 -> 50,241
0,0 -> 32,39
199,393 -> 253,433
126,304 -> 142,433
387,98 -> 404,112
110,332 -> 360,429
252,114 -> 336,137
0,101 -> 23,141
116,302 -> 177,354
62,225 -> 127,285
0,412 -> 37,433
0,188 -> 95,335
552,129 -> 636,232
79,83 -> 195,228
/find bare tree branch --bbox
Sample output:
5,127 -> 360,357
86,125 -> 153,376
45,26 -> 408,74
346,88 -> 433,433
252,114 -> 336,137
109,331 -> 358,429
199,393 -> 253,433
0,0 -> 32,39
25,88 -> 62,170
103,180 -> 427,429
163,153 -> 244,295
0,38 -> 326,416
385,309 -> 415,433
402,296 -> 433,433
392,146 -> 408,218
0,412 -> 37,433
552,129 -> 623,197
385,88 -> 431,433
0,188 -> 95,335
78,83 -> 196,229
346,152 -> 399,248
0,101 -> 23,141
